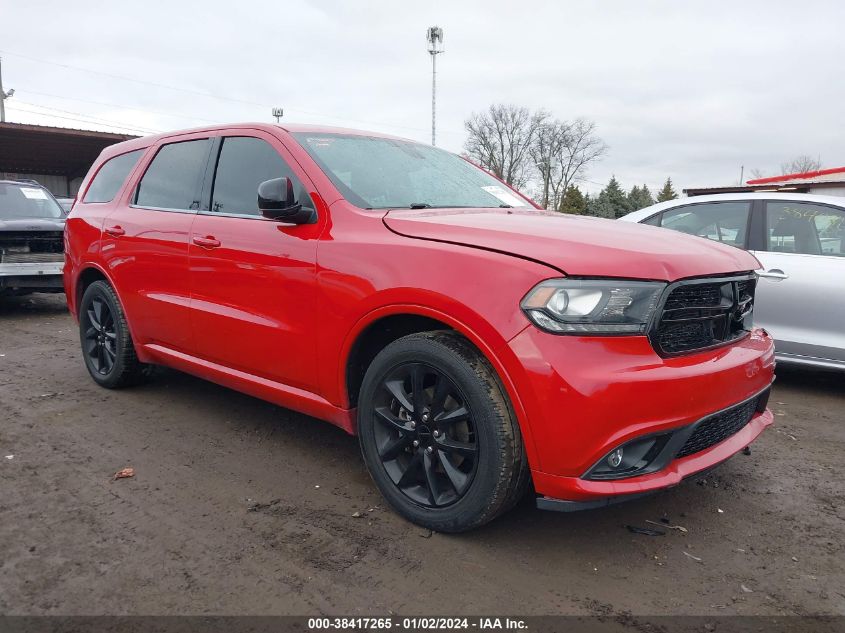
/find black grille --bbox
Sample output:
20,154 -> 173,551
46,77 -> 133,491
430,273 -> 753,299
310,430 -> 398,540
676,389 -> 769,458
0,231 -> 64,263
653,275 -> 756,355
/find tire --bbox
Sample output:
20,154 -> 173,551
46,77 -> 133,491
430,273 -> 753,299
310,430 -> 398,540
357,331 -> 528,532
79,280 -> 151,388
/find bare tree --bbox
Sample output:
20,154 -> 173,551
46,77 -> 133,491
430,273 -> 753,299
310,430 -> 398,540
547,119 -> 607,211
780,155 -> 822,175
748,167 -> 767,180
464,105 -> 547,189
529,119 -> 567,208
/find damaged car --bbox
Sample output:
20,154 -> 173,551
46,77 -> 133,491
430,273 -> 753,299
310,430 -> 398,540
0,179 -> 66,296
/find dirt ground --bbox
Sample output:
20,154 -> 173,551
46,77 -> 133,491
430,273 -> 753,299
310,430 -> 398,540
1,293 -> 843,617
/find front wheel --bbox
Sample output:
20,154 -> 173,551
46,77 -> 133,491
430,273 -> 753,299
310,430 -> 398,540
357,331 -> 528,532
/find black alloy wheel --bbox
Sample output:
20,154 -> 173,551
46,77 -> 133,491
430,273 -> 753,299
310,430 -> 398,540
78,280 -> 150,388
373,362 -> 478,507
83,296 -> 118,375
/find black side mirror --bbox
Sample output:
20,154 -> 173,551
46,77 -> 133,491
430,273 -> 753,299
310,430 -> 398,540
257,178 -> 316,224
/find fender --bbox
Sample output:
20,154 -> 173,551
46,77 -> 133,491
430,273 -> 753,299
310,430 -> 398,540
338,302 -> 541,470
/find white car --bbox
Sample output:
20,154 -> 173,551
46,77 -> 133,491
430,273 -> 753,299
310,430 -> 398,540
620,192 -> 845,371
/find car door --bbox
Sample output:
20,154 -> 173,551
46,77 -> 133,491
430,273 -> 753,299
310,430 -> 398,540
750,200 -> 845,364
188,131 -> 322,391
101,133 -> 213,353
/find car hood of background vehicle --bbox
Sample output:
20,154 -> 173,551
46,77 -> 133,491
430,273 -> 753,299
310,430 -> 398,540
0,217 -> 66,232
383,208 -> 759,281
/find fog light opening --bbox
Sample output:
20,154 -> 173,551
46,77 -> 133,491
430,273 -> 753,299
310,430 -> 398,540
607,448 -> 624,468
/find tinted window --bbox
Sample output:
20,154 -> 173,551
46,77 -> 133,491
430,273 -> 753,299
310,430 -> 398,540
0,183 -> 63,219
210,137 -> 307,216
659,202 -> 750,247
643,214 -> 661,226
135,139 -> 210,210
765,201 -> 845,257
83,149 -> 143,203
292,133 -> 530,210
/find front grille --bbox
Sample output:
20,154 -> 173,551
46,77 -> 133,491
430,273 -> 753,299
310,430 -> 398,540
653,275 -> 756,355
676,389 -> 769,458
0,231 -> 64,264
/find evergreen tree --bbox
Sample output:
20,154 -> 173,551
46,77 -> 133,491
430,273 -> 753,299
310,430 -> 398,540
656,178 -> 678,202
627,184 -> 655,211
602,176 -> 629,218
559,185 -> 586,214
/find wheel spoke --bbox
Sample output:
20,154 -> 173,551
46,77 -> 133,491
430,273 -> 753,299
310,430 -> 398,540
86,307 -> 102,332
92,299 -> 104,326
379,434 -> 412,460
436,405 -> 469,425
374,406 -> 410,433
435,436 -> 477,458
96,344 -> 106,372
84,326 -> 97,340
429,373 -> 451,419
410,364 -> 426,415
397,451 -> 423,488
384,380 -> 413,413
439,452 -> 471,495
102,345 -> 115,372
422,451 -> 442,506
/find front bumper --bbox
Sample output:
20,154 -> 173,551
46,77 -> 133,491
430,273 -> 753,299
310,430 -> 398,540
506,326 -> 776,505
0,262 -> 65,289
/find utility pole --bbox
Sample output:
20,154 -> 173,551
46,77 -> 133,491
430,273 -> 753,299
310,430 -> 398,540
426,26 -> 444,146
739,165 -> 744,185
272,107 -> 283,123
0,57 -> 16,123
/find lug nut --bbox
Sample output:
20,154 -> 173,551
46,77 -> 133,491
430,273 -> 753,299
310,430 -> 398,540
433,430 -> 440,438
426,446 -> 434,454
409,421 -> 416,430
412,440 -> 419,447
421,412 -> 430,422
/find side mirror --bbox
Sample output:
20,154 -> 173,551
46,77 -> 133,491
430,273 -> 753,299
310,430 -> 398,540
257,178 -> 315,224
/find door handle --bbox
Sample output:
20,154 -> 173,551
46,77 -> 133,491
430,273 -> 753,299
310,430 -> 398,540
758,269 -> 788,280
192,235 -> 221,249
104,225 -> 125,237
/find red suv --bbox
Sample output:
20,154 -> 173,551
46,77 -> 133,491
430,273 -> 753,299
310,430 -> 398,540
65,124 -> 775,532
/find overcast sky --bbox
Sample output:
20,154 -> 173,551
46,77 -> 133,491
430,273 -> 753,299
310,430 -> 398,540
1,0 -> 842,195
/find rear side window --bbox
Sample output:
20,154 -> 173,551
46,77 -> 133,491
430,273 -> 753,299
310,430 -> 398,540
659,202 -> 751,247
210,136 -> 308,216
83,149 -> 143,203
765,201 -> 845,257
135,139 -> 211,211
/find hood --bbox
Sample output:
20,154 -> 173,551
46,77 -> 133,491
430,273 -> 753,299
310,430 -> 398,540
0,217 -> 66,232
383,208 -> 759,281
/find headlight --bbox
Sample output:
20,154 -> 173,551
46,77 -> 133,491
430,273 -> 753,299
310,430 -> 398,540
521,278 -> 666,334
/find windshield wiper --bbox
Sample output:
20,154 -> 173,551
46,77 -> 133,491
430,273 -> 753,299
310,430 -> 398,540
408,202 -> 432,209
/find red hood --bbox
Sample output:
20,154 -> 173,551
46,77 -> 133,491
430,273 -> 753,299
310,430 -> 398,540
383,208 -> 760,281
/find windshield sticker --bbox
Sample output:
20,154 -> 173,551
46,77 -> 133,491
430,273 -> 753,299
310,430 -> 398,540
20,187 -> 49,200
481,185 -> 527,207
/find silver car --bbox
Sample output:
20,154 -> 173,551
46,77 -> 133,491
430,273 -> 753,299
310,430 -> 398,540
620,192 -> 845,371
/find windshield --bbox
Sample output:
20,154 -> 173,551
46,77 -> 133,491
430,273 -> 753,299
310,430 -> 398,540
292,133 -> 531,210
0,183 -> 64,219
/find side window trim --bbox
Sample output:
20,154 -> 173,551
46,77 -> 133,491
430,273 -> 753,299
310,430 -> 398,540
81,148 -> 145,204
761,199 -> 845,257
197,134 -> 316,221
130,137 -> 214,214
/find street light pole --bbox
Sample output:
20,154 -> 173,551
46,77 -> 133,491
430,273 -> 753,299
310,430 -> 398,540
426,27 -> 444,146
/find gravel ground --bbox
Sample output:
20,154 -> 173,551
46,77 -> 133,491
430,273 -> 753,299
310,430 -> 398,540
1,294 -> 843,617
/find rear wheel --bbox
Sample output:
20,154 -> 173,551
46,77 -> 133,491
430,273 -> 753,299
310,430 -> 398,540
358,331 -> 528,532
79,280 -> 150,388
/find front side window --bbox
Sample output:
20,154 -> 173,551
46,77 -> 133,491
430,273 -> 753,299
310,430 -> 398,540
765,201 -> 845,256
210,137 -> 307,216
84,149 -> 143,203
135,139 -> 210,211
659,201 -> 750,247
292,133 -> 531,210
0,183 -> 63,219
